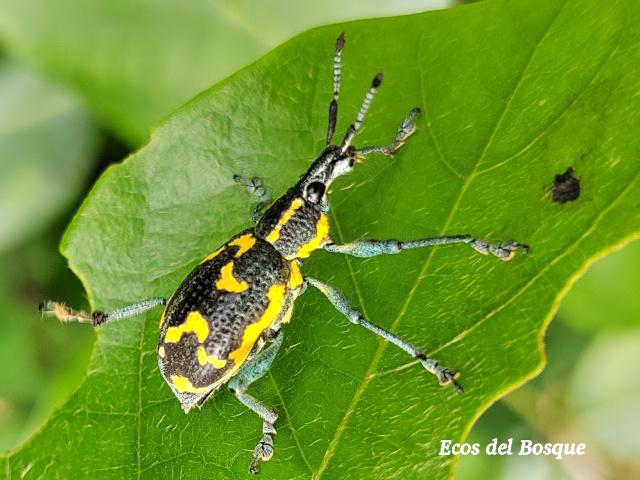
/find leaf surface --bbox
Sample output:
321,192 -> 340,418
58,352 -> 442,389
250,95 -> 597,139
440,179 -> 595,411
3,0 -> 640,478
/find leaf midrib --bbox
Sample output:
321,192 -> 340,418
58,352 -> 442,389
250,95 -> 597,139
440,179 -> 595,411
311,1 -> 567,476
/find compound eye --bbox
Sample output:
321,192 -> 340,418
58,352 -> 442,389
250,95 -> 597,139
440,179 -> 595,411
305,181 -> 326,204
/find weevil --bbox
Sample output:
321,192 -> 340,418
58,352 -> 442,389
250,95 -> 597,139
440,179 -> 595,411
40,33 -> 529,474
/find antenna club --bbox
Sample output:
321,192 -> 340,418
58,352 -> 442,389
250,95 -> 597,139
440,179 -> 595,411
373,72 -> 384,88
336,32 -> 345,51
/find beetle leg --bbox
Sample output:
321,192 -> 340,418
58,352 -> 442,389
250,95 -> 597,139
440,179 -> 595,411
233,175 -> 269,203
306,277 -> 463,393
233,174 -> 271,222
39,298 -> 166,327
356,107 -> 421,157
323,236 -> 529,261
228,330 -> 284,474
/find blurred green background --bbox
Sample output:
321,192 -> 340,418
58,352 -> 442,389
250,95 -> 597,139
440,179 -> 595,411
0,1 -> 637,479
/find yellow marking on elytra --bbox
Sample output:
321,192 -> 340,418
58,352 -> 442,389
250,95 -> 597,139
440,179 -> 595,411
197,347 -> 227,368
159,308 -> 167,328
265,198 -> 304,243
288,261 -> 304,289
228,284 -> 286,363
164,311 -> 209,343
158,345 -> 166,358
216,261 -> 249,293
229,234 -> 256,257
200,246 -> 225,264
294,212 -> 330,258
181,285 -> 286,401
170,374 -> 211,394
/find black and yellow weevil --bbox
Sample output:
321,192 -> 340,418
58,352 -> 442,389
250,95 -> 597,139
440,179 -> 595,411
40,32 -> 529,474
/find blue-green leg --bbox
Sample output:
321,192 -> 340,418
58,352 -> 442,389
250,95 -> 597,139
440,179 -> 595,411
324,235 -> 528,261
306,278 -> 463,393
39,298 -> 166,327
356,107 -> 421,157
228,329 -> 284,474
233,174 -> 271,222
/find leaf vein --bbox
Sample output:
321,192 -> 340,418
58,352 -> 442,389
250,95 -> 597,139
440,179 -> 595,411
136,316 -> 146,479
311,210 -> 379,479
311,3 -> 567,476
432,167 -> 640,355
267,372 -> 313,473
417,36 -> 464,180
478,31 -> 623,176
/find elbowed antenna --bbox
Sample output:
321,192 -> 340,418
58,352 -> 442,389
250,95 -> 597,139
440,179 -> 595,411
326,32 -> 345,145
340,72 -> 384,154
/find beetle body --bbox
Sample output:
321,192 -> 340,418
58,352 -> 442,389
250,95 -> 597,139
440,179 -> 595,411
158,227 -> 307,412
41,33 -> 528,474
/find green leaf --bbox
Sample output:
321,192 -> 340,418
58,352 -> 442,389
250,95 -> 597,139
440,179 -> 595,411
0,0 -> 444,145
4,0 -> 640,478
0,59 -> 98,251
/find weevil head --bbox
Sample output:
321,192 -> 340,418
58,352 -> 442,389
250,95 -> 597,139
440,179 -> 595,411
254,146 -> 358,259
297,144 -> 358,201
254,142 -> 360,259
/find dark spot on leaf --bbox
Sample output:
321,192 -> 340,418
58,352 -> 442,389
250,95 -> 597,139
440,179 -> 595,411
551,167 -> 580,204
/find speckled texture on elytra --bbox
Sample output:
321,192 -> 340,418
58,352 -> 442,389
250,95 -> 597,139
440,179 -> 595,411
159,231 -> 294,393
256,186 -> 324,258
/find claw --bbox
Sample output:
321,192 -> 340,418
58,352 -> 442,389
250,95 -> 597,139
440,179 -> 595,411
38,300 -> 92,324
420,357 -> 464,394
492,240 -> 529,261
396,107 -> 421,143
249,434 -> 274,475
471,239 -> 529,261
436,367 -> 464,394
233,174 -> 268,202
